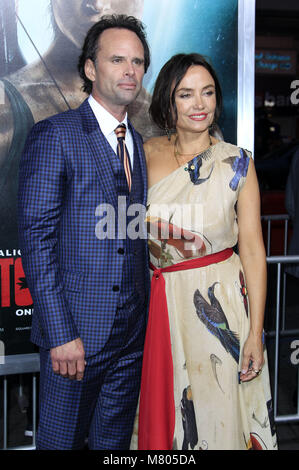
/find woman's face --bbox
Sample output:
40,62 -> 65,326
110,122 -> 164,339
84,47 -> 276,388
174,65 -> 217,135
52,0 -> 144,49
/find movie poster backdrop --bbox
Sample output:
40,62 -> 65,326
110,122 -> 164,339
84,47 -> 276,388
0,0 -> 238,355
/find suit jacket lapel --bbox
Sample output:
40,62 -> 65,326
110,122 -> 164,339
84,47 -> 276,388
128,120 -> 148,206
78,100 -> 148,208
79,99 -> 118,208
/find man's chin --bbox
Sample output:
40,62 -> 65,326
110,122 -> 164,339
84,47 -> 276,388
116,89 -> 142,106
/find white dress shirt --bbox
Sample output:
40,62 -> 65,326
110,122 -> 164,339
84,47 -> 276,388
88,94 -> 134,168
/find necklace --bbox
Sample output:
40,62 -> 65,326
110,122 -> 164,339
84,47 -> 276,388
174,135 -> 212,169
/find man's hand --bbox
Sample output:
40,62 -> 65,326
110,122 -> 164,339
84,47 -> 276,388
50,338 -> 85,381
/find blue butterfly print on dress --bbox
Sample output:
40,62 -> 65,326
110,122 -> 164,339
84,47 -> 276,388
223,148 -> 250,191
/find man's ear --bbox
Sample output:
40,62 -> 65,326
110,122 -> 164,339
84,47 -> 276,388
84,59 -> 96,82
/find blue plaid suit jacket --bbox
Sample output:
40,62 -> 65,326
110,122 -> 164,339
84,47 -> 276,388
18,99 -> 149,357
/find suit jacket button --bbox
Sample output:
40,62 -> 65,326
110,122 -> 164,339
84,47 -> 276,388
112,285 -> 120,292
118,248 -> 125,255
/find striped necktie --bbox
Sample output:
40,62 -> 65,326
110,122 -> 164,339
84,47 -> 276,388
115,124 -> 132,191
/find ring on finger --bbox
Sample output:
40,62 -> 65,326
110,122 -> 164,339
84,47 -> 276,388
253,369 -> 261,376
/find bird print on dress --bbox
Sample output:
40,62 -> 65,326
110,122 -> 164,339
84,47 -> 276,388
180,386 -> 198,450
193,282 -> 240,363
247,399 -> 277,449
210,354 -> 224,393
266,399 -> 276,437
223,148 -> 250,191
146,210 -> 212,266
247,432 -> 267,450
239,270 -> 249,316
186,154 -> 214,185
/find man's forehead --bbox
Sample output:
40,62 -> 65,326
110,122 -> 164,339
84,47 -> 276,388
98,28 -> 144,55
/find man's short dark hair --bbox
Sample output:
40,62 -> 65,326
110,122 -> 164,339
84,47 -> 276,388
149,53 -> 222,131
78,14 -> 150,95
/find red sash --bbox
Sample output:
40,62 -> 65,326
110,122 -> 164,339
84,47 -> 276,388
138,248 -> 234,450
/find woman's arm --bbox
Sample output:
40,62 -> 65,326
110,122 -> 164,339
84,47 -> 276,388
237,157 -> 267,382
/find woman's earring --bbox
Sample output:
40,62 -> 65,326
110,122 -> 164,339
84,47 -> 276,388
165,126 -> 171,141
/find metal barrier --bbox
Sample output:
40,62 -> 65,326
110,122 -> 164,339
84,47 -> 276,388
262,214 -> 291,332
266,255 -> 299,424
0,354 -> 39,449
262,214 -> 299,424
261,214 -> 290,258
0,214 -> 298,448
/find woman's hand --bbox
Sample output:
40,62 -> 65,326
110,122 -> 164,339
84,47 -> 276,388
240,331 -> 264,382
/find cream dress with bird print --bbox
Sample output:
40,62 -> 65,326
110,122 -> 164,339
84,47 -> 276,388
131,140 -> 277,450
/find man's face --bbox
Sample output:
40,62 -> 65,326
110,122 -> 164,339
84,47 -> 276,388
52,0 -> 144,48
84,28 -> 145,117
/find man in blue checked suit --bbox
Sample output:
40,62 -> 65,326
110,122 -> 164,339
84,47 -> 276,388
18,15 -> 150,450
